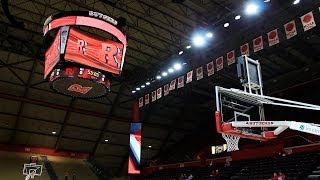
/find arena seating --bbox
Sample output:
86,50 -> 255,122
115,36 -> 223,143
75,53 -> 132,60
144,152 -> 320,180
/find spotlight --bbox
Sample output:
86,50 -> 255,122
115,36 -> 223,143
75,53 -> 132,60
104,139 -> 109,142
136,87 -> 140,91
168,68 -> 174,73
186,45 -> 192,49
224,23 -> 229,28
146,82 -> 150,85
52,131 -> 56,135
156,75 -> 161,80
293,0 -> 300,4
245,3 -> 259,15
148,145 -> 152,148
235,15 -> 241,20
141,85 -> 145,88
192,35 -> 205,47
162,72 -> 168,77
179,51 -> 183,55
206,32 -> 213,38
132,90 -> 136,93
173,63 -> 182,70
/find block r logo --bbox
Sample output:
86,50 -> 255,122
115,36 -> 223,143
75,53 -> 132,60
67,84 -> 92,94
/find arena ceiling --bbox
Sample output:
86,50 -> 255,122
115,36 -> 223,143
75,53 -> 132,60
0,0 -> 320,176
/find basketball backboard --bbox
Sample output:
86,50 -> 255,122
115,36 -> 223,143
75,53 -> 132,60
23,163 -> 42,179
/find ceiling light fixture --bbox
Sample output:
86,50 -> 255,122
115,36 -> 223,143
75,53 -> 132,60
293,0 -> 300,5
148,145 -> 152,148
162,72 -> 168,77
235,15 -> 241,20
146,82 -> 150,85
141,85 -> 145,88
168,68 -> 174,73
186,45 -> 192,49
173,63 -> 182,70
52,131 -> 56,135
206,32 -> 213,38
245,3 -> 259,15
179,51 -> 184,55
156,75 -> 161,80
132,90 -> 136,93
224,22 -> 230,28
192,35 -> 205,47
136,87 -> 140,91
105,139 -> 109,142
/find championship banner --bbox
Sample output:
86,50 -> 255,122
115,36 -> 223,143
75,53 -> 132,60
196,67 -> 203,80
177,76 -> 184,88
227,50 -> 235,65
267,29 -> 279,46
138,97 -> 143,108
157,87 -> 162,99
164,84 -> 169,96
144,94 -> 149,105
169,79 -> 176,91
207,61 -> 214,76
253,36 -> 263,52
128,123 -> 141,174
301,11 -> 316,31
216,56 -> 223,71
186,70 -> 193,83
284,20 -> 297,39
151,91 -> 156,102
240,43 -> 249,56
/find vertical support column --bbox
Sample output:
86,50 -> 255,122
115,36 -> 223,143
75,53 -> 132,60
129,101 -> 141,179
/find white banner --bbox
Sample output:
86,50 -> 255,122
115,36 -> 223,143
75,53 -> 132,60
207,61 -> 214,76
284,20 -> 297,39
196,67 -> 203,80
301,11 -> 316,31
240,43 -> 249,56
144,94 -> 149,105
186,70 -> 193,83
216,56 -> 223,71
267,29 -> 279,46
227,50 -> 235,65
253,36 -> 263,52
177,76 -> 184,88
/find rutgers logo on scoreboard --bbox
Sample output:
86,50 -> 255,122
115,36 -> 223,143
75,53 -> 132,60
67,84 -> 92,94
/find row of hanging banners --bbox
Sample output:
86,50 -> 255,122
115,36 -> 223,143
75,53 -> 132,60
138,10 -> 319,108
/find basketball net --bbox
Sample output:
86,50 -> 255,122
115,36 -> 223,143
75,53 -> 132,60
25,171 -> 36,180
222,133 -> 240,152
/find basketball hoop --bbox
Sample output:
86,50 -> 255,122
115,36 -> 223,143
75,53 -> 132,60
23,163 -> 42,180
222,133 -> 240,152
